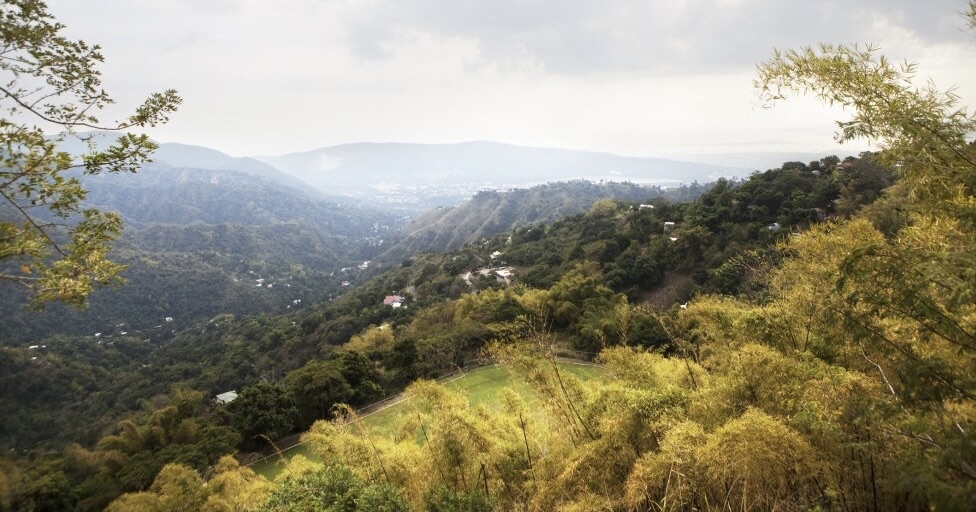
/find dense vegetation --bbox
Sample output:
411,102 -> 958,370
0,163 -> 400,344
381,180 -> 708,261
3,1 -> 976,510
0,150 -> 898,510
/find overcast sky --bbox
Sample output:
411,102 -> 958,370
45,0 -> 976,160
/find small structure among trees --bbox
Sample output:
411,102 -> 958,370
214,390 -> 238,404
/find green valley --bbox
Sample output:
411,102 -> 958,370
2,1 -> 976,510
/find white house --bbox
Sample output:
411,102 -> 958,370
495,267 -> 514,285
215,391 -> 238,404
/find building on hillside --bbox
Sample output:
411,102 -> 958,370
383,295 -> 403,308
215,390 -> 238,404
495,267 -> 514,285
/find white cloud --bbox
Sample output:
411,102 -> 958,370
41,0 -> 976,158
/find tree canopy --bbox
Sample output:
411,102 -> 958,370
6,1 -> 976,510
1,0 -> 180,306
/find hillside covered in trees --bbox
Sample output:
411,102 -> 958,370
378,180 -> 709,261
0,160 -> 401,344
3,1 -> 976,511
0,147 -> 908,510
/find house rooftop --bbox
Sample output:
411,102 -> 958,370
215,391 -> 238,404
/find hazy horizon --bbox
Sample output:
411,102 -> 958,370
46,0 -> 974,160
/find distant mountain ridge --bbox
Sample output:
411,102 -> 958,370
151,143 -> 305,188
55,131 -> 311,192
58,134 -> 750,211
257,141 -> 747,210
79,162 -> 388,235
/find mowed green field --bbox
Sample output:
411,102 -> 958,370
251,362 -> 604,480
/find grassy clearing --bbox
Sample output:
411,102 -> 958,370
251,361 -> 603,480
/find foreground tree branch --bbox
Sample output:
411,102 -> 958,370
1,0 -> 181,307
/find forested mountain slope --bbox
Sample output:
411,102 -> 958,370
0,150 -> 904,510
0,150 -> 883,445
217,30 -> 976,512
0,162 -> 399,344
81,162 -> 391,234
5,3 -> 976,505
379,180 -> 707,261
56,132 -> 305,191
151,143 -> 303,188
